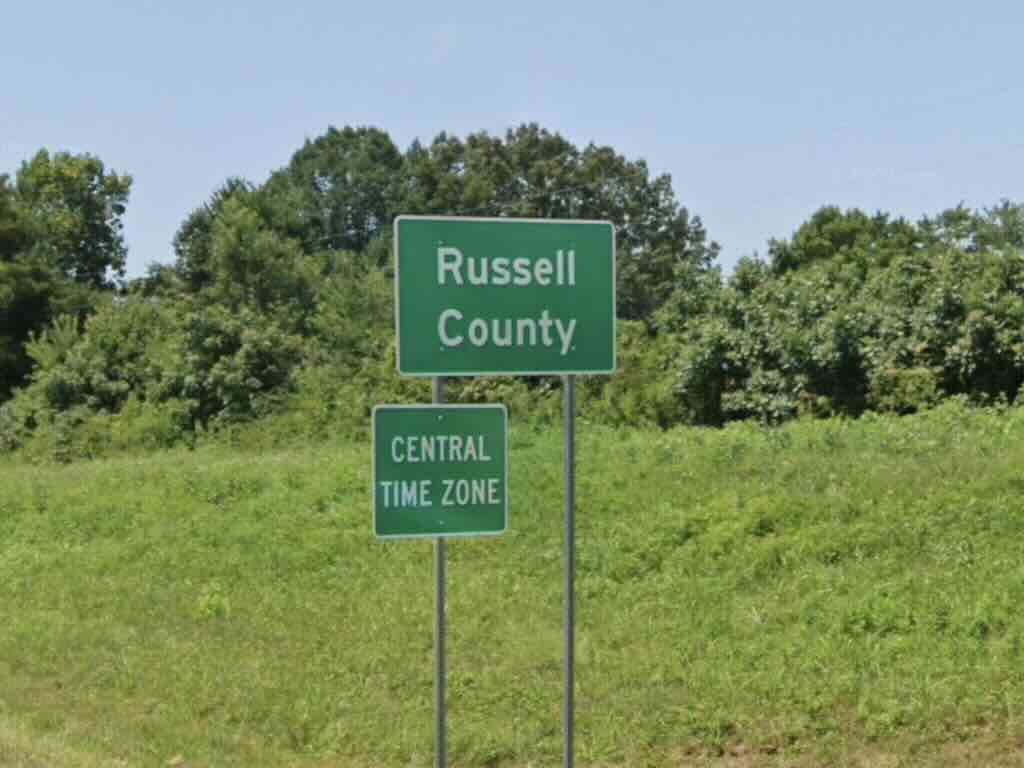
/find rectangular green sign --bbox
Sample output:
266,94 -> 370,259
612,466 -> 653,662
395,216 -> 616,376
373,404 -> 508,539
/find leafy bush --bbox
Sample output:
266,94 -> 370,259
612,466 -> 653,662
172,303 -> 308,427
452,376 -> 561,423
284,362 -> 422,443
663,203 -> 1024,425
0,401 -> 25,452
24,299 -> 179,413
309,251 -> 393,366
3,297 -> 311,457
868,367 -> 940,414
578,320 -> 683,428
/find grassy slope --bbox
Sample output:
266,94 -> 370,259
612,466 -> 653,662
1,402 -> 1023,767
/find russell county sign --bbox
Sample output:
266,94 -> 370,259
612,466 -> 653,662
395,216 -> 616,376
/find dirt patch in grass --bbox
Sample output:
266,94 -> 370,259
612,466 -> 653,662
938,733 -> 1024,767
662,733 -> 1024,768
0,712 -> 127,768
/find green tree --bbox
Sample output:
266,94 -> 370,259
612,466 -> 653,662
0,259 -> 62,399
667,202 -> 1024,425
172,181 -> 319,330
21,298 -> 179,415
203,197 -> 318,325
1,176 -> 46,397
310,250 -> 392,368
1,152 -> 130,399
0,175 -> 30,259
176,123 -> 718,322
171,303 -> 307,427
15,149 -> 131,287
768,206 -> 920,275
267,125 -> 404,254
173,177 -> 256,293
919,201 -> 1024,253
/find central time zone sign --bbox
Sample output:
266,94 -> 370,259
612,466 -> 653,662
394,216 -> 616,376
373,404 -> 508,538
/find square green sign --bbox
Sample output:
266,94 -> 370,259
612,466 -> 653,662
395,216 -> 616,376
373,405 -> 508,539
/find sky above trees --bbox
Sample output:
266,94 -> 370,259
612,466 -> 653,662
2,0 -> 1022,277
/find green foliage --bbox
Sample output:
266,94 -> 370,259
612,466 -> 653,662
14,149 -> 131,287
205,198 -> 319,327
3,296 -> 308,456
268,125 -> 404,254
767,206 -> 920,275
9,398 -> 191,464
272,345 -> 430,444
11,120 -> 706,455
921,200 -> 1024,252
8,127 -> 1024,454
0,403 -> 23,453
24,300 -> 177,413
23,313 -> 81,368
868,367 -> 940,414
665,203 -> 1024,424
309,250 -> 393,366
451,375 -> 562,424
171,177 -> 255,293
0,257 -> 62,399
173,303 -> 307,427
579,320 -> 684,428
0,175 -> 31,259
175,123 -> 718,324
173,185 -> 320,332
1,299 -> 183,457
0,151 -> 128,399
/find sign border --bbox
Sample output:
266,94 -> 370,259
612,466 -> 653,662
372,403 -> 510,540
394,215 -> 617,377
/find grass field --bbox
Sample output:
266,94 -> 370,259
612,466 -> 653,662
2,400 -> 1024,766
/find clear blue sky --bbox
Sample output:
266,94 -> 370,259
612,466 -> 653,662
3,0 -> 1022,277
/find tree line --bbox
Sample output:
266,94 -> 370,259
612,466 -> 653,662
1,124 -> 1022,458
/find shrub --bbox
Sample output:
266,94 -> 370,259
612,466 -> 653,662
578,320 -> 683,428
869,367 -> 940,414
171,303 -> 308,427
24,298 -> 179,413
662,205 -> 1024,425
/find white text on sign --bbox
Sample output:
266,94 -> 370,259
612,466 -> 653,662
377,478 -> 501,509
435,247 -> 578,355
378,431 -> 501,511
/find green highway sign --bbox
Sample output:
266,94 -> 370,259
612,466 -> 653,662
395,216 -> 616,376
373,404 -> 508,539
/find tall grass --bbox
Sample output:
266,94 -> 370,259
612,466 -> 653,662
1,400 -> 1023,766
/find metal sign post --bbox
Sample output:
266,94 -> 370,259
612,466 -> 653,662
563,374 -> 576,768
433,376 -> 446,768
